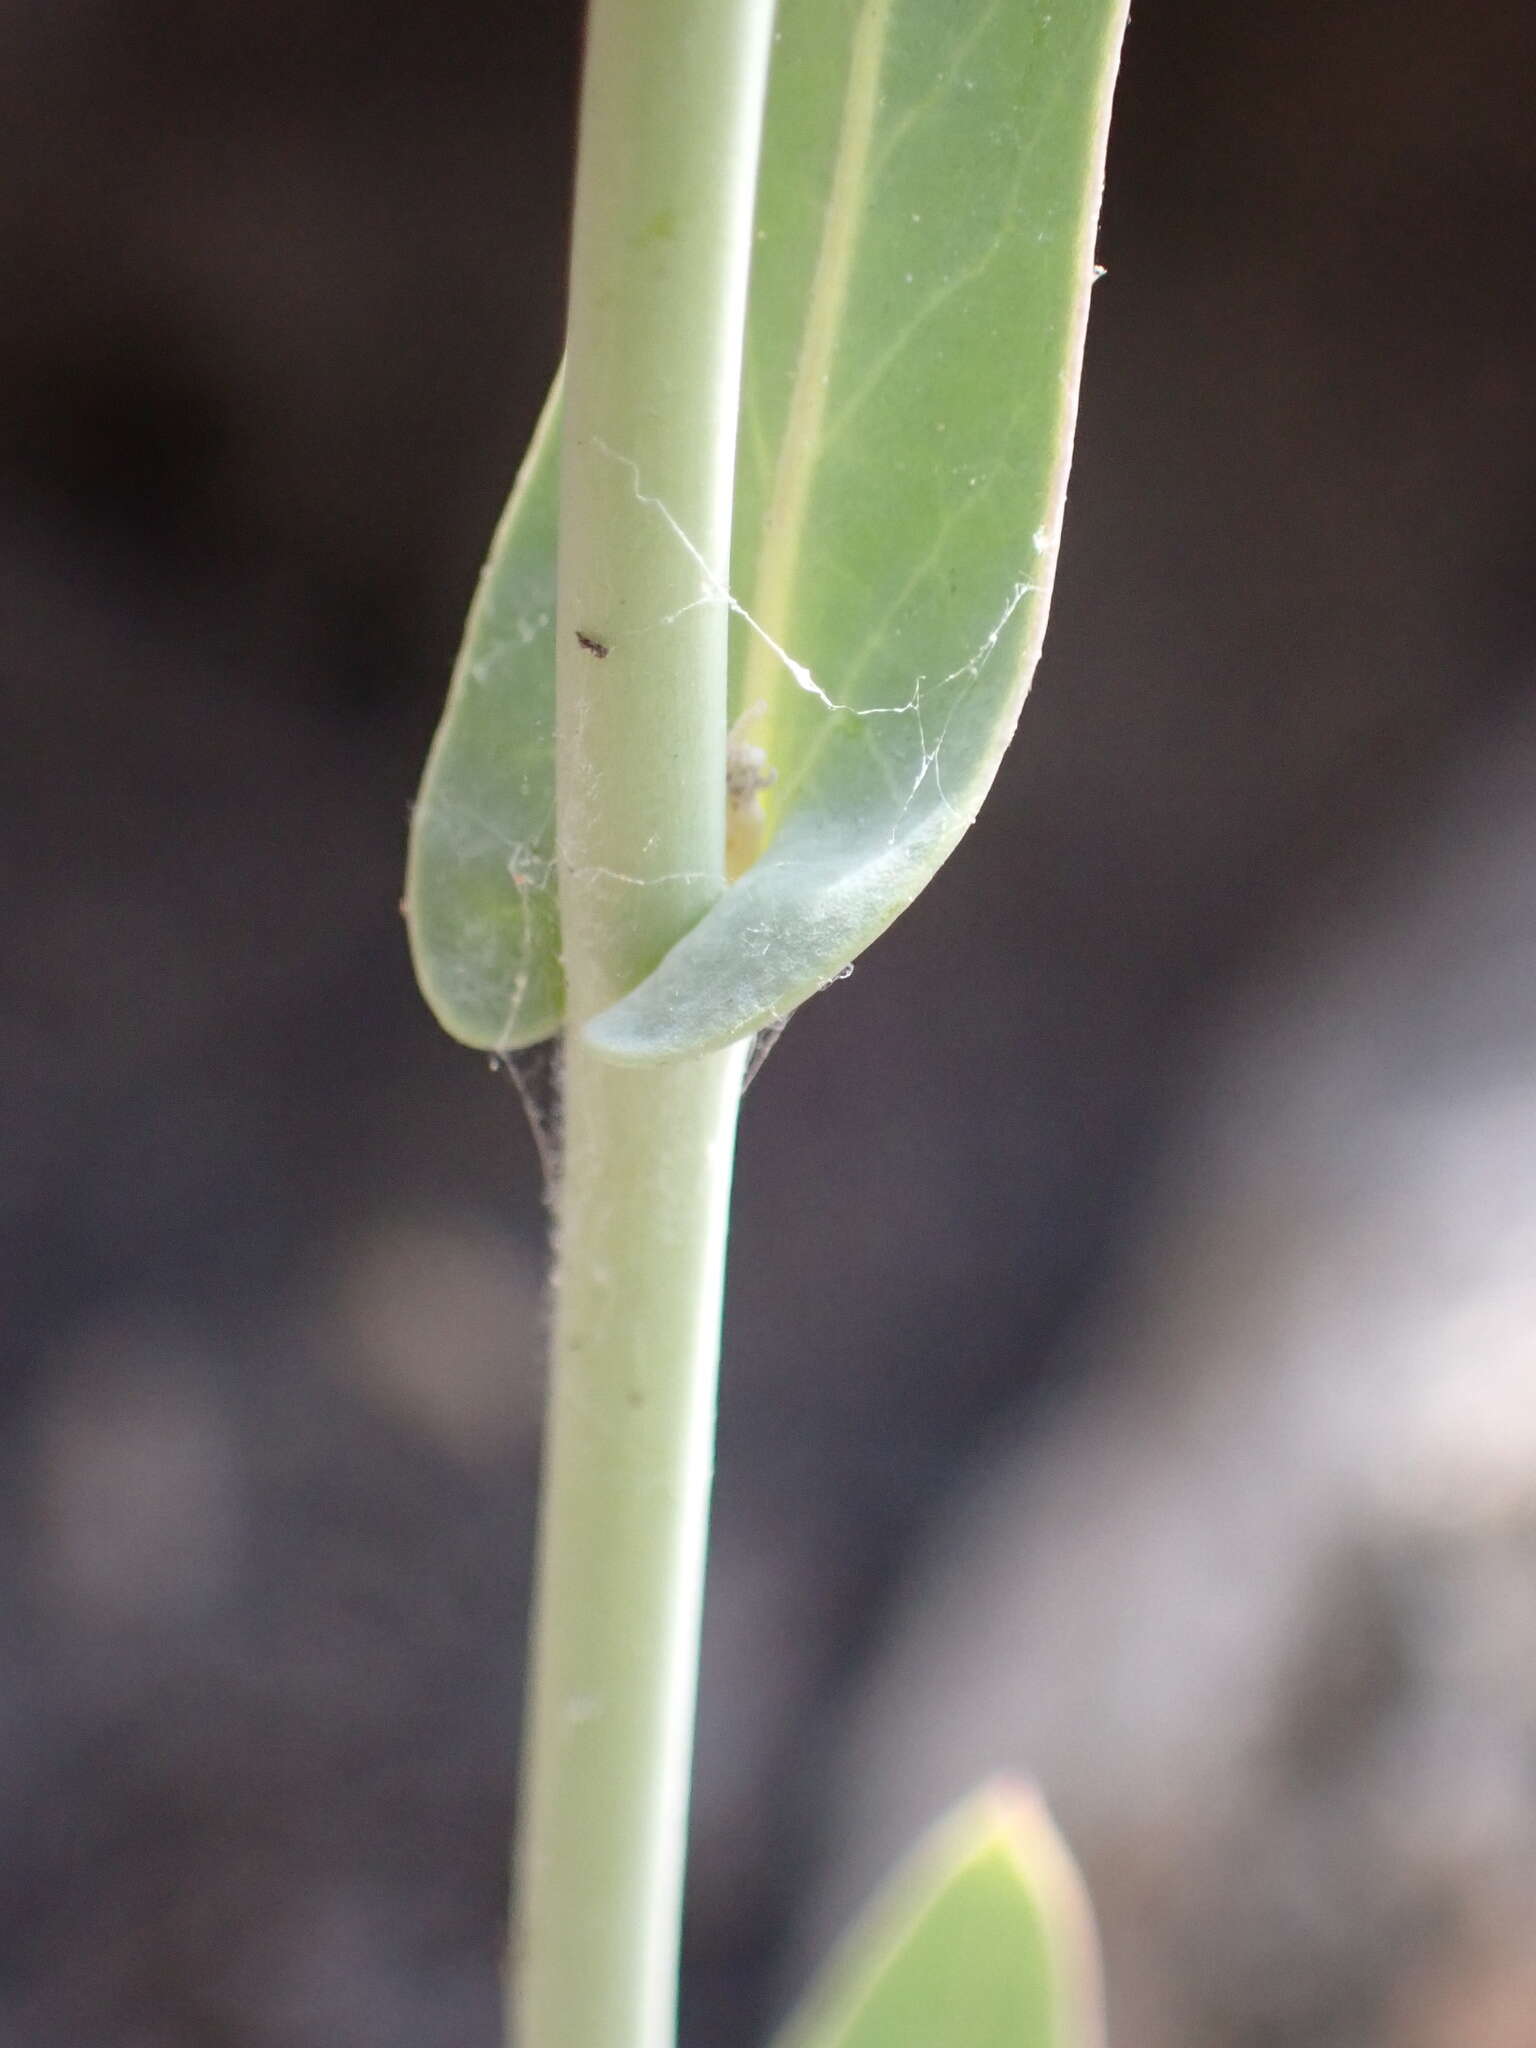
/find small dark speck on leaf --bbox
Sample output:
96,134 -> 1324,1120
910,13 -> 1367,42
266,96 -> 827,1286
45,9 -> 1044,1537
576,631 -> 609,659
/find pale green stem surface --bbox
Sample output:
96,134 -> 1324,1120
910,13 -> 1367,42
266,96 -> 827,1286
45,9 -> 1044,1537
510,2 -> 774,2044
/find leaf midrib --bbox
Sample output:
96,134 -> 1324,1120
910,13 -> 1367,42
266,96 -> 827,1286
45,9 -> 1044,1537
741,0 -> 896,802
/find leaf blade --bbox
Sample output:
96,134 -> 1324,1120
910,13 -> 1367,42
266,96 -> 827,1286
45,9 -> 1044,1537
405,374 -> 563,1052
589,0 -> 1130,1059
406,0 -> 1130,1059
772,1784 -> 1103,2048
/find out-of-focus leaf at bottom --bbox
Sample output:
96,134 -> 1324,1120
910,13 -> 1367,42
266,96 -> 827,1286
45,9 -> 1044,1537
771,1784 -> 1103,2048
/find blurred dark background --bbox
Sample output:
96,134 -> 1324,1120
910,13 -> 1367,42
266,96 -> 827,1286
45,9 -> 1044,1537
3,3 -> 1535,2044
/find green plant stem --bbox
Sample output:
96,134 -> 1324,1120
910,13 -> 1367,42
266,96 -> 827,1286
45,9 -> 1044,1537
510,2 -> 774,2045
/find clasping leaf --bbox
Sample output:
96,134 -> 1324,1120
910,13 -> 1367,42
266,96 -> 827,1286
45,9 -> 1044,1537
407,0 -> 1130,1059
